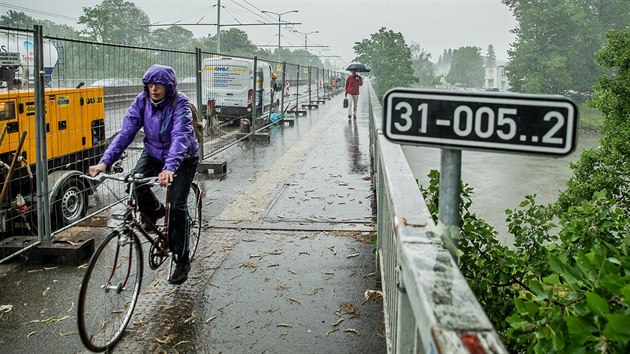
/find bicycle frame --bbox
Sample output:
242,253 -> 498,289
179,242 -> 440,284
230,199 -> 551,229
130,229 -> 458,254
86,173 -> 172,262
120,178 -> 171,251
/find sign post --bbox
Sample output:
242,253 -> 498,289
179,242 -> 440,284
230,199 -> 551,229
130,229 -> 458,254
383,88 -> 579,260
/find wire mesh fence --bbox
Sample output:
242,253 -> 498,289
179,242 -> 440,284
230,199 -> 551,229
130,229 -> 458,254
0,24 -> 343,262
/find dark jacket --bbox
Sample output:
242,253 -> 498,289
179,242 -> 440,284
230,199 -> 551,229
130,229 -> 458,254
99,64 -> 200,172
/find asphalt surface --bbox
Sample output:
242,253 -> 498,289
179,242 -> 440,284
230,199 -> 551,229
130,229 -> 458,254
0,90 -> 385,353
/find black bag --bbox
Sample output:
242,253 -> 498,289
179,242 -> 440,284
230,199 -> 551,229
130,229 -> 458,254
343,98 -> 348,108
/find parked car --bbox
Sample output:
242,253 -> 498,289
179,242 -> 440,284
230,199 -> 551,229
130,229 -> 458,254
89,78 -> 133,87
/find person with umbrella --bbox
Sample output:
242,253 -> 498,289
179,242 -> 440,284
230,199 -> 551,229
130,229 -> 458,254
345,63 -> 367,119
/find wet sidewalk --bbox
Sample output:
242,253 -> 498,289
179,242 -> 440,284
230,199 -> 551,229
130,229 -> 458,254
0,92 -> 386,353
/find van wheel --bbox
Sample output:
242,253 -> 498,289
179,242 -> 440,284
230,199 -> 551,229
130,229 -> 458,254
53,176 -> 88,228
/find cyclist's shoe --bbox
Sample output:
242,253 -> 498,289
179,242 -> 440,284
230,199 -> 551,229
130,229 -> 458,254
169,260 -> 190,285
141,203 -> 165,232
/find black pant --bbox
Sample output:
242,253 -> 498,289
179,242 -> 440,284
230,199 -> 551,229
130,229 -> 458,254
133,151 -> 198,262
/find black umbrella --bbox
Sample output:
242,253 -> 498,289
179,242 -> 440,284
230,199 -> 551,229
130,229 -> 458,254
346,63 -> 370,72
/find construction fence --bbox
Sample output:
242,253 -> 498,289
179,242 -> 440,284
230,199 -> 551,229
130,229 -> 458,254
0,24 -> 345,263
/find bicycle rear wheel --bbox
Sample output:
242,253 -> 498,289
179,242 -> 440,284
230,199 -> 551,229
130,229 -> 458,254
77,230 -> 143,352
188,182 -> 202,261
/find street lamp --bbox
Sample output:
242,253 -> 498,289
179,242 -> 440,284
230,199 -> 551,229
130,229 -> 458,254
292,30 -> 319,52
261,9 -> 298,49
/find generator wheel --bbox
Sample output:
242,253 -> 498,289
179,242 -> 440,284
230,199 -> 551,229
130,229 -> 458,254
53,175 -> 88,228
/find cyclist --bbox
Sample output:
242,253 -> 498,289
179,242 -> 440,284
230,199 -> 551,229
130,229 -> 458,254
89,64 -> 200,285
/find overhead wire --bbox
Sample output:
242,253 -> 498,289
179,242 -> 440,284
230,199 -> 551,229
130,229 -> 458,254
0,2 -> 77,21
150,6 -> 213,26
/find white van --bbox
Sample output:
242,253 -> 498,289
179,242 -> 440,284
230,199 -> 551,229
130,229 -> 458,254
201,57 -> 275,121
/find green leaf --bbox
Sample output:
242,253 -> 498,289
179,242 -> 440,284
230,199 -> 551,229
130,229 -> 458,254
528,279 -> 547,299
585,292 -> 609,316
565,316 -> 594,339
562,263 -> 585,286
600,274 -> 624,293
621,286 -> 630,306
603,314 -> 630,344
552,333 -> 565,351
543,273 -> 560,285
524,300 -> 539,315
548,253 -> 564,274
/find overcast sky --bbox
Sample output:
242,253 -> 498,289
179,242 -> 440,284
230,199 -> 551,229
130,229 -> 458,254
2,0 -> 517,69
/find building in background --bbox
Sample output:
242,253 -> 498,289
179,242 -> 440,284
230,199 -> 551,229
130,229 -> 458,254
484,60 -> 509,91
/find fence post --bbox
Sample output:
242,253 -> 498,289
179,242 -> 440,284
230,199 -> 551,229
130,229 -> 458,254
308,66 -> 312,108
195,48 -> 204,157
316,67 -> 320,101
33,24 -> 52,242
280,61 -> 286,114
251,56 -> 258,134
296,64 -> 300,110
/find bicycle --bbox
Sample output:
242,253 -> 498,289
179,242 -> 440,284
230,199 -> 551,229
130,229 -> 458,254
76,172 -> 202,352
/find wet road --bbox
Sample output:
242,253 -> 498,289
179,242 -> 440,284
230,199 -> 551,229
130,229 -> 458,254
0,91 -> 385,353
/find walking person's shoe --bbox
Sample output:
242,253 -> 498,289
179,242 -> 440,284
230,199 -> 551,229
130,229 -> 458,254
353,115 -> 357,119
169,258 -> 191,285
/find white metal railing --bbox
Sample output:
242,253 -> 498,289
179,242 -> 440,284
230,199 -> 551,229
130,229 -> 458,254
367,82 -> 507,354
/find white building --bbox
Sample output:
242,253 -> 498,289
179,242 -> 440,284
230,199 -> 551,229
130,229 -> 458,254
484,60 -> 510,91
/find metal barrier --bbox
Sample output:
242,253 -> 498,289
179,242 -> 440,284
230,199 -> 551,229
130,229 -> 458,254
0,25 -> 342,263
367,81 -> 507,353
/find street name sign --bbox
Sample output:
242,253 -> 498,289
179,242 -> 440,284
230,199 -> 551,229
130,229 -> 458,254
383,88 -> 578,156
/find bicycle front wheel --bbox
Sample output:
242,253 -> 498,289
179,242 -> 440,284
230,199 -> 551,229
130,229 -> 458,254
77,229 -> 143,352
188,182 -> 202,261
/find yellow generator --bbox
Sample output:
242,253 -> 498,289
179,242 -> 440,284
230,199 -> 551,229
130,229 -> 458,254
0,86 -> 107,234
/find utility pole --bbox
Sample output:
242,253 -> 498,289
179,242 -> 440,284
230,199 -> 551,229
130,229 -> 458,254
216,0 -> 221,52
261,9 -> 298,49
292,30 -> 319,52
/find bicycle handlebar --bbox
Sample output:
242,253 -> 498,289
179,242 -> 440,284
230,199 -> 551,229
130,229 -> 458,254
82,173 -> 159,186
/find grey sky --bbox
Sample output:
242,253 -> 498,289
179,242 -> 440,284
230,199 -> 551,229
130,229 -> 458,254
2,0 -> 517,68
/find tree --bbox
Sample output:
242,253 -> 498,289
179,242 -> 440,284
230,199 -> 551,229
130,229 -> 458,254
78,0 -> 151,45
445,46 -> 484,87
409,42 -> 439,87
218,28 -> 258,57
557,28 -> 630,214
151,26 -> 194,50
353,27 -> 416,98
502,0 -> 630,97
486,44 -> 496,67
0,10 -> 79,38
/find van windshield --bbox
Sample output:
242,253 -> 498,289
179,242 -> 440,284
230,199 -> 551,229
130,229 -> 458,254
202,64 -> 249,90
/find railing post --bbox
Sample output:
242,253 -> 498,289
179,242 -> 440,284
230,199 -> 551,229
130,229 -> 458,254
395,271 -> 416,354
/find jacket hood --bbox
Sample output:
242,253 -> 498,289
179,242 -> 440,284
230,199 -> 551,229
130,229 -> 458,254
142,64 -> 178,99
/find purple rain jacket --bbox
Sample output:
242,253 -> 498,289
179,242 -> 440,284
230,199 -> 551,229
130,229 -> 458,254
99,64 -> 200,172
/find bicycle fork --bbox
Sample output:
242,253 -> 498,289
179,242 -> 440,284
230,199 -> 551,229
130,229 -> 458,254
102,232 -> 135,294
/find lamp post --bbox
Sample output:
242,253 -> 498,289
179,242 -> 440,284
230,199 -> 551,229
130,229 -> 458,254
261,9 -> 298,49
293,30 -> 319,52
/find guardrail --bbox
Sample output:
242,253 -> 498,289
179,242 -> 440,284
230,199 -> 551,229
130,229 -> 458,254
367,82 -> 507,354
